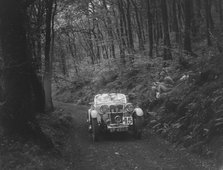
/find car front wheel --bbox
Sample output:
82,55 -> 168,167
92,118 -> 99,142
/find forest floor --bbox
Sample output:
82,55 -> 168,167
0,101 -> 216,169
56,101 -> 216,170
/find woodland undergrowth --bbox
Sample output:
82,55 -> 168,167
53,43 -> 223,157
0,106 -> 73,169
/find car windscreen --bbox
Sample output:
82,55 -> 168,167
95,93 -> 126,105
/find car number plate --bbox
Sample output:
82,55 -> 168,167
123,117 -> 133,125
116,127 -> 128,132
110,127 -> 128,132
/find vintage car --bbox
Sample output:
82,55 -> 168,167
87,93 -> 144,142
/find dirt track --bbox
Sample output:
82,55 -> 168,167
55,102 -> 215,170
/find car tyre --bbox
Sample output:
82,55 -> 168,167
92,118 -> 99,142
134,116 -> 143,139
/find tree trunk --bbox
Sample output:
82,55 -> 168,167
208,1 -> 214,31
147,0 -> 153,58
59,41 -> 67,76
131,0 -> 144,50
118,0 -> 126,65
0,0 -> 45,133
102,0 -> 116,59
44,0 -> 54,112
122,1 -> 128,49
67,34 -> 79,76
88,31 -> 96,64
205,0 -> 212,46
172,0 -> 180,43
190,0 -> 197,37
184,0 -> 192,53
36,0 -> 44,75
91,1 -> 101,63
161,0 -> 172,60
154,1 -> 159,56
126,0 -> 134,51
219,0 -> 223,22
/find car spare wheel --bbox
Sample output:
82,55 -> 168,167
134,116 -> 143,139
92,118 -> 99,142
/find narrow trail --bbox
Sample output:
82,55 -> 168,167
55,102 -> 215,170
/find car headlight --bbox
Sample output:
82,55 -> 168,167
125,103 -> 134,112
99,105 -> 109,114
90,110 -> 98,118
134,107 -> 144,116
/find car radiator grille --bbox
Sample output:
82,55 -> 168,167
110,112 -> 123,124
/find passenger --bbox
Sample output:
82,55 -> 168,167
151,69 -> 174,99
157,70 -> 174,93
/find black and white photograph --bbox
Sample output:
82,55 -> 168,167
0,0 -> 223,169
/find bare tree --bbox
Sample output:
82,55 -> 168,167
147,0 -> 153,58
161,0 -> 172,60
44,0 -> 55,112
184,0 -> 192,53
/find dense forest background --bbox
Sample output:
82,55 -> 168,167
1,0 -> 223,169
